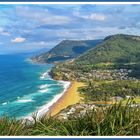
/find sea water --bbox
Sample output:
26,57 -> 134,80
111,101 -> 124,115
0,54 -> 69,119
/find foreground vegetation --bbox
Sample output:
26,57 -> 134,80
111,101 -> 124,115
1,101 -> 140,136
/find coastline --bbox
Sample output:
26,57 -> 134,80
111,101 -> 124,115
36,80 -> 71,119
47,81 -> 84,116
24,80 -> 71,121
24,60 -> 84,120
25,80 -> 84,121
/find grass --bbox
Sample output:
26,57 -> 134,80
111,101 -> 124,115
122,97 -> 140,104
0,116 -> 25,135
1,100 -> 140,136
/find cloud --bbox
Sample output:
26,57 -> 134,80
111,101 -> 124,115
80,13 -> 107,21
32,41 -> 46,46
15,6 -> 71,25
87,13 -> 106,21
1,32 -> 10,36
41,16 -> 71,25
73,10 -> 106,21
0,27 -> 10,36
11,37 -> 26,43
1,5 -> 140,54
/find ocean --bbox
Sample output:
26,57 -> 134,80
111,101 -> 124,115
0,54 -> 69,119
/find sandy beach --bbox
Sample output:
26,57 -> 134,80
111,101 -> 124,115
48,81 -> 84,116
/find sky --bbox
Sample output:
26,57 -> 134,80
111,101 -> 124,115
0,4 -> 140,54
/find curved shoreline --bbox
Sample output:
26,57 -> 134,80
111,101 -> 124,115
36,80 -> 71,119
23,62 -> 84,121
33,69 -> 84,119
24,80 -> 71,121
24,81 -> 84,121
47,81 -> 84,116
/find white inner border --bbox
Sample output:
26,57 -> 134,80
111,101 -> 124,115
0,1 -> 140,138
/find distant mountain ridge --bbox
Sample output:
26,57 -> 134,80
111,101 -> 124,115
75,34 -> 140,64
31,39 -> 102,63
50,34 -> 140,81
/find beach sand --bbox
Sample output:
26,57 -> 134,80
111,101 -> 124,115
48,81 -> 84,116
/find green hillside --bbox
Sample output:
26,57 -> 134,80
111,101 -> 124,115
32,39 -> 102,63
76,34 -> 140,64
51,34 -> 140,81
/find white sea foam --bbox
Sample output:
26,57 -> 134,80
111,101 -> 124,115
15,86 -> 49,104
50,83 -> 62,86
40,71 -> 49,80
17,99 -> 34,103
24,80 -> 71,121
39,84 -> 48,89
38,89 -> 48,93
2,102 -> 8,105
22,69 -> 70,121
37,80 -> 70,119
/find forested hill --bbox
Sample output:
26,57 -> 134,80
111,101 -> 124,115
75,34 -> 140,64
31,39 -> 102,63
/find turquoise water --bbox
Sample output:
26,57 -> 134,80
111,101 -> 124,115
0,54 -> 65,118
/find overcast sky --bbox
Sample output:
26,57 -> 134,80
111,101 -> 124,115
0,4 -> 140,54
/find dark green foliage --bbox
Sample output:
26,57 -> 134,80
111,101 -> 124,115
76,34 -> 140,65
1,101 -> 140,136
32,39 -> 102,63
23,101 -> 140,135
50,34 -> 140,81
79,80 -> 140,101
0,116 -> 25,135
128,63 -> 140,78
